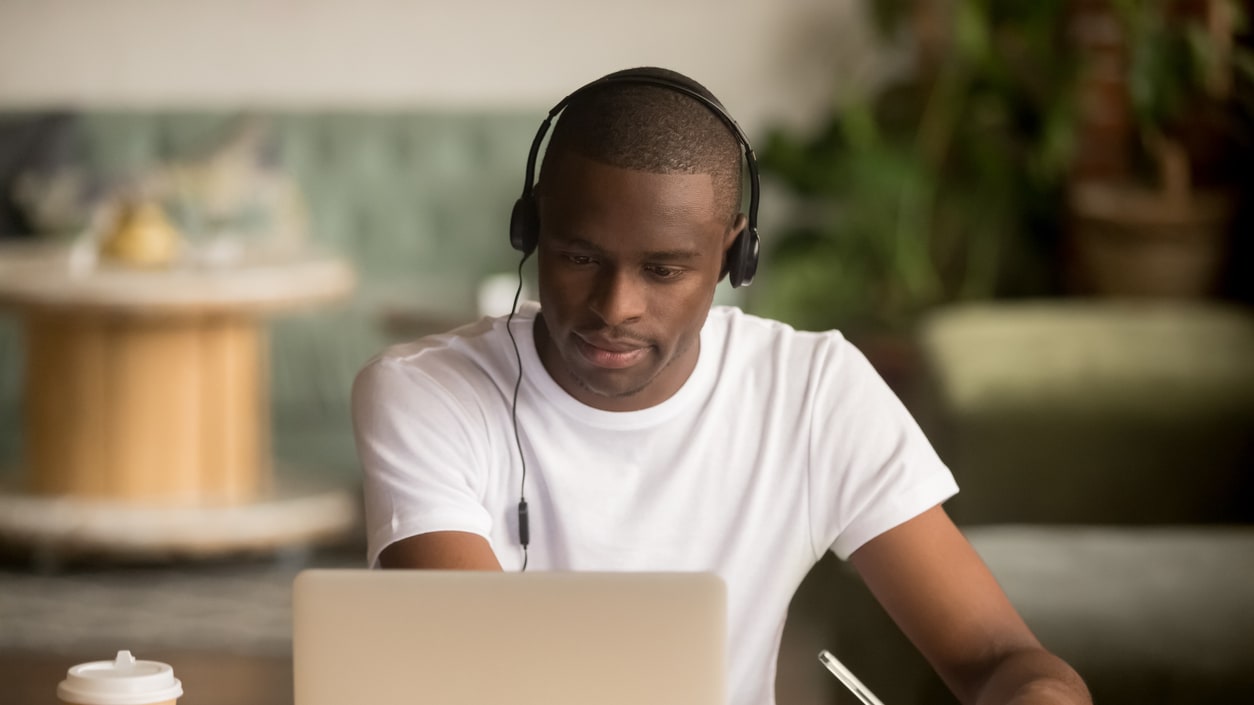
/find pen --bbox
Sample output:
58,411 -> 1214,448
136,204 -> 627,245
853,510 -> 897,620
818,649 -> 887,705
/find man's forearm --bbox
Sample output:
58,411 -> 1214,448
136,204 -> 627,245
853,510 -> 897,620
971,647 -> 1091,705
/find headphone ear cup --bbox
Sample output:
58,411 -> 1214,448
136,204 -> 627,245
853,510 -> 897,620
726,226 -> 760,288
510,196 -> 539,255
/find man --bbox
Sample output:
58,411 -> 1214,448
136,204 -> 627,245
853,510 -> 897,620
351,67 -> 1090,705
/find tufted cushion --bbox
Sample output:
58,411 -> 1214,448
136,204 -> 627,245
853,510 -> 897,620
65,111 -> 538,308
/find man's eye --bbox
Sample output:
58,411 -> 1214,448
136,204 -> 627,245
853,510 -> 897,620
646,265 -> 683,280
564,254 -> 594,265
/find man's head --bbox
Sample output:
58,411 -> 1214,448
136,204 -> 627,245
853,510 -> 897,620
540,73 -> 744,223
530,70 -> 749,412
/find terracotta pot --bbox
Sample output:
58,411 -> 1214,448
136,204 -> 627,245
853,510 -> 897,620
1065,180 -> 1235,298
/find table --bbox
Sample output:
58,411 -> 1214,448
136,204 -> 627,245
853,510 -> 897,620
0,242 -> 358,558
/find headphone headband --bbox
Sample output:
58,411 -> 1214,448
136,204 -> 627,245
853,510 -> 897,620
511,67 -> 761,287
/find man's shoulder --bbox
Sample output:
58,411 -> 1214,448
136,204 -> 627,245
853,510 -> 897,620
358,311 -> 521,394
702,306 -> 882,400
706,306 -> 848,357
375,315 -> 505,365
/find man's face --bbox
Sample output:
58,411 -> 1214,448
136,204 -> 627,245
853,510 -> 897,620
534,152 -> 743,412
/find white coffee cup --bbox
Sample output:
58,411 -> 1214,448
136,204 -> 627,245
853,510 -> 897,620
57,651 -> 183,705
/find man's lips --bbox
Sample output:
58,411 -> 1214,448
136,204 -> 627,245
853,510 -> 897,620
574,333 -> 650,369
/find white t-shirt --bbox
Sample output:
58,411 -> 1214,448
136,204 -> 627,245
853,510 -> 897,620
352,303 -> 957,705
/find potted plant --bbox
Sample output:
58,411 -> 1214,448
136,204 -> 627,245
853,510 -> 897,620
1065,0 -> 1254,297
751,0 -> 1078,385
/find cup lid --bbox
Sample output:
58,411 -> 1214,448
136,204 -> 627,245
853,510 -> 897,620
58,651 -> 183,705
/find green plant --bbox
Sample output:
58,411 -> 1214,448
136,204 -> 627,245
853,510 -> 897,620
752,1 -> 1080,333
1116,0 -> 1254,195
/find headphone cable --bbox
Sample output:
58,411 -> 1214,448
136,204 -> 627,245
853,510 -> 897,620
505,254 -> 530,571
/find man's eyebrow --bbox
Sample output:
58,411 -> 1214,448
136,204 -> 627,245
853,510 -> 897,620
553,237 -> 605,253
554,237 -> 704,261
643,248 -> 703,262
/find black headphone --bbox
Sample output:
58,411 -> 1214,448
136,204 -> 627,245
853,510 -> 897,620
508,67 -> 761,288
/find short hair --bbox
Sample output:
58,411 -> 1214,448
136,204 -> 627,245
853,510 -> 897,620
538,77 -> 744,221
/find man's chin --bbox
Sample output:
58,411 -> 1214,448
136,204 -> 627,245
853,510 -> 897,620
571,370 -> 654,401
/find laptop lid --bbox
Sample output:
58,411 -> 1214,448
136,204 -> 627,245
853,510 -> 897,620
292,569 -> 726,705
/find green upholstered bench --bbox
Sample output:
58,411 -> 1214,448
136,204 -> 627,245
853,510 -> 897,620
922,301 -> 1254,526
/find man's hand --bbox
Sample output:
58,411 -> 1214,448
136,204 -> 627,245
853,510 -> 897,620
849,505 -> 1091,705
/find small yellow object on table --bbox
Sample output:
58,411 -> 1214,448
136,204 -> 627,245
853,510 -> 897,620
0,239 -> 357,559
99,200 -> 184,267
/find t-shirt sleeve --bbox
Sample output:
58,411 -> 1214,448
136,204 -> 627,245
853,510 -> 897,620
351,355 -> 495,568
807,335 -> 959,561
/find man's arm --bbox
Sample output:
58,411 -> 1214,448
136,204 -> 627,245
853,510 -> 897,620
848,505 -> 1091,705
378,531 -> 503,570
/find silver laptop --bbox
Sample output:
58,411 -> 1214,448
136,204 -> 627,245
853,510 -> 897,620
292,569 -> 726,705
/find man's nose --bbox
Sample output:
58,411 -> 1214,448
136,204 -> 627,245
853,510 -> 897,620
589,268 -> 646,327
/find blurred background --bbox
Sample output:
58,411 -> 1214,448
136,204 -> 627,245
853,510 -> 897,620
0,1 -> 1252,704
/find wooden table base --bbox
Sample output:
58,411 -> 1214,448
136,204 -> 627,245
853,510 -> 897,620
0,245 -> 359,557
23,311 -> 267,504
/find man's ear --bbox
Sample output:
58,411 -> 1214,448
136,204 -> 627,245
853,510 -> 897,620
718,213 -> 750,281
724,213 -> 749,251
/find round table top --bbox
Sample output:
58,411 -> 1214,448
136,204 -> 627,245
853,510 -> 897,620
0,242 -> 356,315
